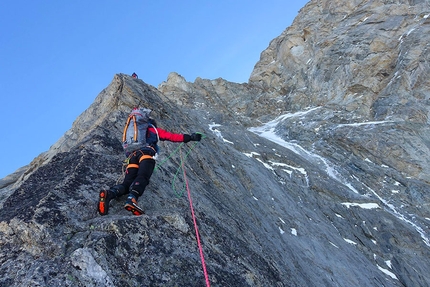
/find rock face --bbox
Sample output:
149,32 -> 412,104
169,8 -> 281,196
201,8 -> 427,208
1,1 -> 429,286
249,0 -> 430,180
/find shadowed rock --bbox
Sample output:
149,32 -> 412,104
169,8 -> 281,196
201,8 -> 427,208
1,0 -> 429,286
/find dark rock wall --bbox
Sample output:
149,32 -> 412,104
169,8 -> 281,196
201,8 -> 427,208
1,0 -> 430,286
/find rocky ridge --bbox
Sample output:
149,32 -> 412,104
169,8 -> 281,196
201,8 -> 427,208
1,0 -> 429,286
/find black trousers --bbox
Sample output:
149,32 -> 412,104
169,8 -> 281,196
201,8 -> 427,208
120,150 -> 156,199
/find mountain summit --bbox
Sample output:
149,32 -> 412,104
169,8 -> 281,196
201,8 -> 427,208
1,1 -> 429,286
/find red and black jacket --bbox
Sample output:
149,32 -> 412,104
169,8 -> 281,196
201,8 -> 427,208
143,125 -> 185,156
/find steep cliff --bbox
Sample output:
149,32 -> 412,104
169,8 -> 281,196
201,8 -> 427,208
1,0 -> 429,286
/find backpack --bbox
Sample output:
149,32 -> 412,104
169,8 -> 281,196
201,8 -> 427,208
122,107 -> 152,156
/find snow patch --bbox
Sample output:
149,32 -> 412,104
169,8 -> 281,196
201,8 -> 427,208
243,151 -> 260,158
329,242 -> 339,248
336,120 -> 395,128
385,260 -> 392,269
377,265 -> 398,280
209,123 -> 234,144
342,202 -> 380,209
344,238 -> 357,245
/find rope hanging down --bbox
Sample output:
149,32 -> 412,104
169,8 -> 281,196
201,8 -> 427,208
152,132 -> 209,285
180,147 -> 211,287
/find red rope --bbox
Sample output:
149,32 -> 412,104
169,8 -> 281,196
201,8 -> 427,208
180,149 -> 211,287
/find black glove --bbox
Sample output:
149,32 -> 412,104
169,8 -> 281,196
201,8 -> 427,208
190,133 -> 202,141
184,133 -> 202,143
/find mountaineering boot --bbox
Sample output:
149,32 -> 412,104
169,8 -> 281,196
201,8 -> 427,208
98,189 -> 117,216
124,195 -> 144,216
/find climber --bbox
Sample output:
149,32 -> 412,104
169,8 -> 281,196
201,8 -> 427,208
98,107 -> 202,216
132,72 -> 138,79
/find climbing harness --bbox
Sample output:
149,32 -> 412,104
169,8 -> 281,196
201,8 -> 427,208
116,150 -> 154,184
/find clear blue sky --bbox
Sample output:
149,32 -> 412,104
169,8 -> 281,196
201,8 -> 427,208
0,1 -> 309,179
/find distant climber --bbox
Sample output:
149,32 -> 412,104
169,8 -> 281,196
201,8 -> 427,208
132,72 -> 138,79
98,107 -> 202,216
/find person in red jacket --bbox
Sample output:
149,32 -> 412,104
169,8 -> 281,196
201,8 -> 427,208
98,108 -> 201,216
